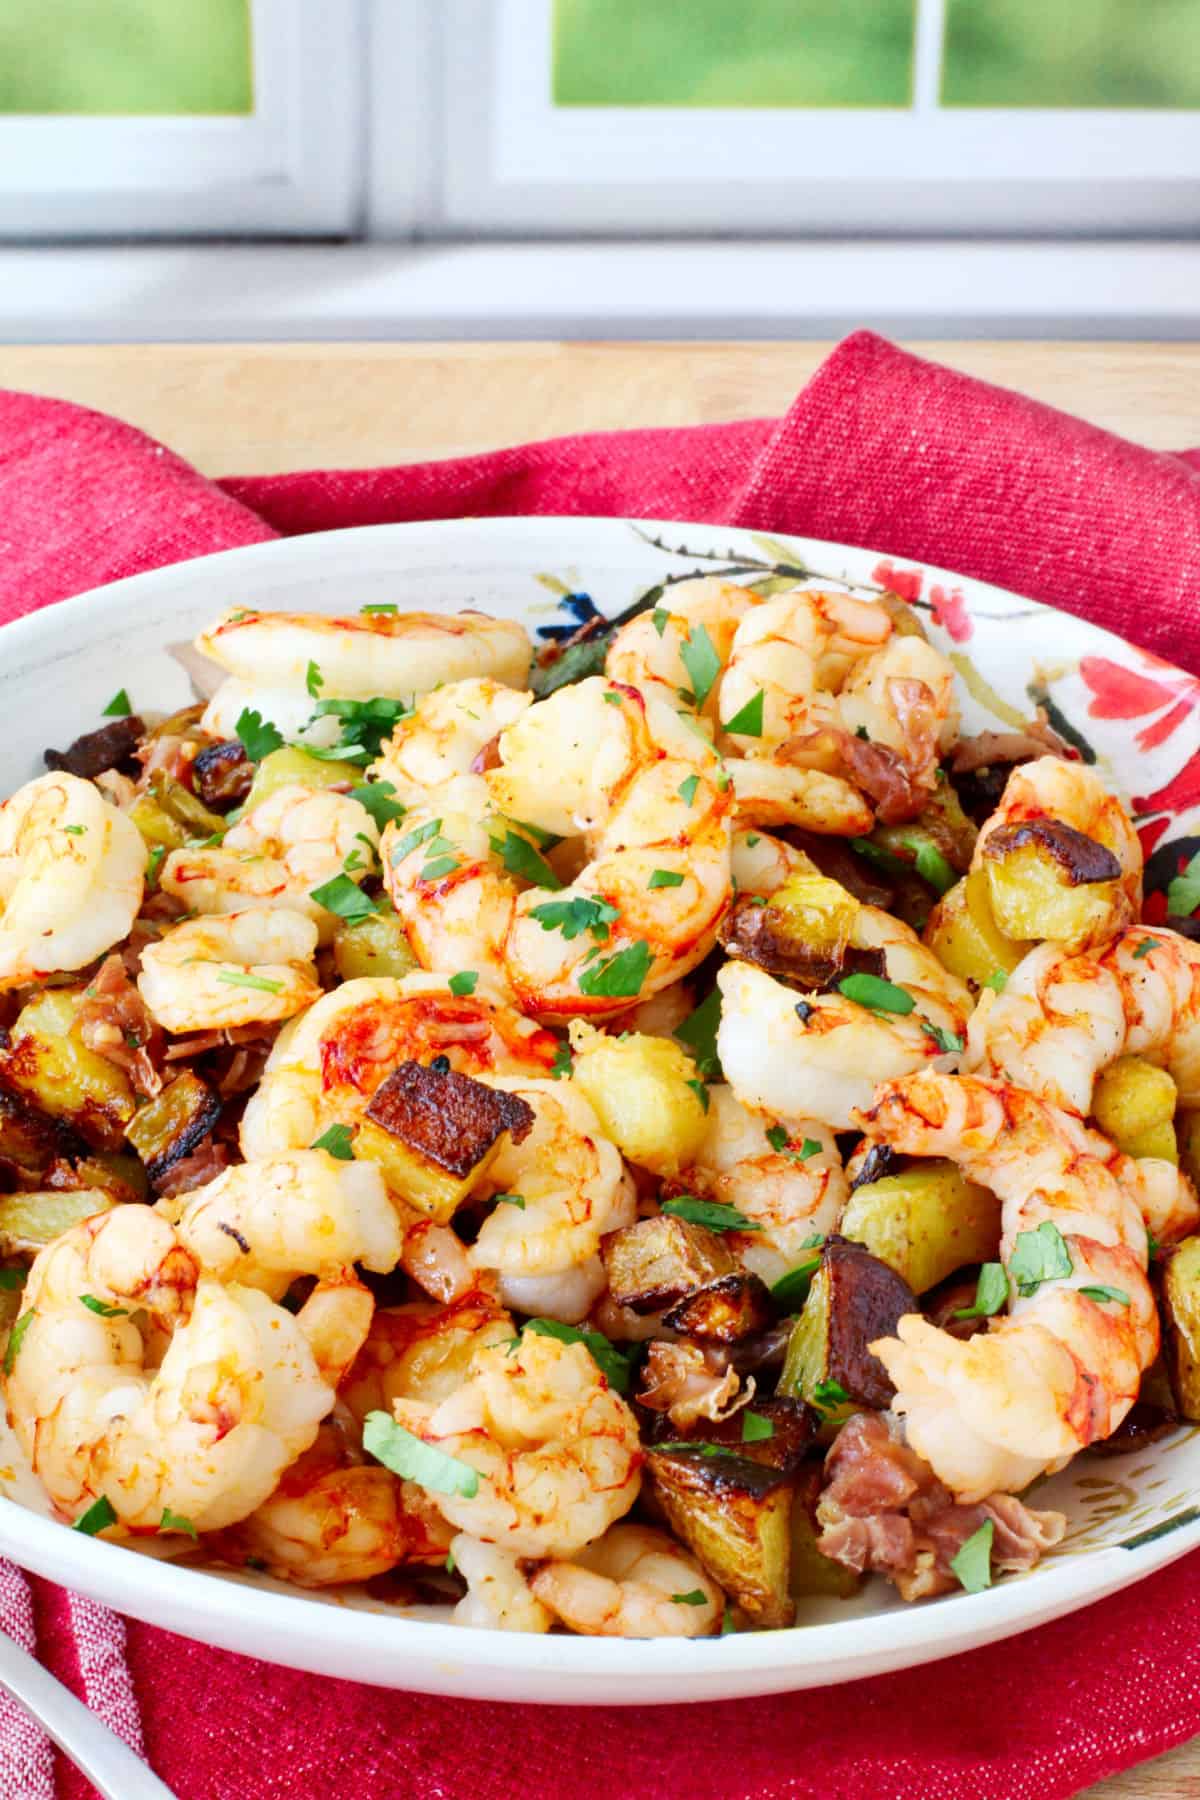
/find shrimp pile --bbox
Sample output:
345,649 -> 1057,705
1,580 -> 1193,1638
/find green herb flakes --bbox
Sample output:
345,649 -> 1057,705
723,691 -> 765,738
577,940 -> 652,999
661,1196 -> 760,1233
1008,1221 -> 1073,1298
952,1262 -> 1009,1319
310,873 -> 378,925
102,688 -> 132,718
311,1123 -> 356,1161
837,972 -> 915,1015
363,1413 -> 480,1497
529,895 -> 619,942
73,1496 -> 118,1536
950,1519 -> 994,1594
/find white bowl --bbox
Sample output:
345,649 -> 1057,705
1,516 -> 1198,1704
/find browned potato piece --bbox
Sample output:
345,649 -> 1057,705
1162,1236 -> 1200,1421
718,875 -> 863,988
0,1186 -> 115,1254
646,1444 -> 796,1629
48,1151 -> 149,1205
924,868 -> 1030,989
0,1088 -> 62,1186
1092,1056 -> 1178,1160
603,1214 -> 734,1314
779,1236 -> 917,1435
126,1071 -> 222,1189
791,1465 -> 861,1599
663,1272 -> 774,1344
0,988 -> 136,1150
657,1395 -> 817,1469
838,1157 -> 1002,1294
355,1059 -> 534,1222
981,818 -> 1124,949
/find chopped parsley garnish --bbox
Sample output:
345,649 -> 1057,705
390,818 -> 443,864
361,602 -> 399,616
529,895 -> 619,941
741,1411 -> 775,1444
745,834 -> 760,848
311,1123 -> 356,1160
679,624 -> 722,709
420,855 -> 460,883
491,828 -> 563,891
449,971 -> 479,997
1132,938 -> 1157,961
952,1261 -> 1009,1319
63,824 -> 85,836
910,840 -> 957,894
603,690 -> 623,706
521,1318 -> 633,1392
1079,1284 -> 1131,1306
102,688 -> 132,718
310,873 -> 378,924
720,1608 -> 737,1635
675,986 -> 722,1081
671,1589 -> 708,1606
363,1413 -> 481,1497
770,1249 -> 824,1310
1168,851 -> 1200,918
445,1547 -> 457,1574
652,608 -> 670,637
723,691 -> 765,738
493,1192 -> 526,1209
765,1124 -> 820,1163
80,1295 -> 128,1318
312,696 -> 414,761
920,1019 -> 965,1054
811,1378 -> 851,1414
146,845 -> 167,887
661,1196 -> 761,1233
983,970 -> 1008,993
1008,1220 -> 1073,1297
837,972 -> 915,1015
73,1496 -> 117,1536
950,1519 -> 994,1594
3,1309 -> 32,1373
686,1077 -> 710,1113
215,970 -> 284,994
235,708 -> 284,762
160,1507 -> 198,1539
305,660 -> 324,699
647,869 -> 685,890
0,1269 -> 25,1291
349,780 -> 406,830
678,774 -> 700,807
549,1042 -> 573,1080
578,940 -> 652,999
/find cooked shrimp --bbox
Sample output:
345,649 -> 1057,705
239,971 -> 558,1159
683,1084 -> 845,1284
6,1207 -> 331,1530
718,588 -> 892,750
968,924 -> 1200,1121
197,605 -> 532,700
451,1533 -> 552,1632
370,678 -> 532,804
859,1071 -> 1159,1501
159,1149 -> 402,1299
730,825 -> 816,898
726,760 -> 874,835
217,1423 -> 449,1588
161,785 -> 378,944
137,909 -> 320,1033
0,772 -> 145,989
531,1524 -> 721,1638
971,756 -> 1142,946
717,907 -> 971,1129
468,1077 -> 635,1320
341,1292 -> 515,1423
605,577 -> 755,720
388,1330 -> 642,1557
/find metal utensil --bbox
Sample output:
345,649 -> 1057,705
0,1625 -> 175,1800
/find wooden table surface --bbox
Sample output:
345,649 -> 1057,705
0,337 -> 1196,1797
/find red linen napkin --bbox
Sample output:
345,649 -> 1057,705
3,329 -> 1200,1800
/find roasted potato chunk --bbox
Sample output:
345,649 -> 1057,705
1163,1237 -> 1200,1421
355,1059 -> 534,1222
128,792 -> 190,857
658,1395 -> 818,1469
790,1465 -> 861,1599
981,818 -> 1123,949
838,1157 -> 1002,1294
0,1186 -> 115,1253
780,1236 -> 917,1435
0,988 -> 136,1150
663,1272 -> 774,1344
148,771 -> 227,841
0,1087 -> 62,1186
603,1214 -> 734,1314
647,1444 -> 796,1629
1178,1110 -> 1200,1190
48,1151 -> 149,1205
191,740 -> 254,811
332,910 -> 420,982
1093,1056 -> 1178,1163
243,745 -> 364,811
568,1025 -> 707,1176
924,868 -> 1030,989
126,1071 -> 222,1189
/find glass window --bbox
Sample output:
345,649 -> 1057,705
552,0 -> 916,109
0,0 -> 253,117
942,0 -> 1200,109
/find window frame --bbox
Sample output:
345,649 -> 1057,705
0,0 -> 362,239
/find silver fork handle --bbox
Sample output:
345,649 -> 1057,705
0,1625 -> 175,1800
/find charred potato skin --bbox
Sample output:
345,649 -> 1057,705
125,1071 -> 222,1188
981,818 -> 1125,948
1162,1236 -> 1200,1421
356,1059 -> 534,1222
191,740 -> 254,811
603,1214 -> 735,1315
780,1236 -> 917,1428
838,1157 -> 1002,1295
0,1087 -> 67,1187
646,1445 -> 796,1629
662,1272 -> 775,1344
0,988 -> 137,1151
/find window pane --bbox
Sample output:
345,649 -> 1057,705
553,0 -> 916,108
942,0 -> 1200,109
0,0 -> 253,115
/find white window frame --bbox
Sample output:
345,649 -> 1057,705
415,0 -> 1200,238
0,0 -> 362,238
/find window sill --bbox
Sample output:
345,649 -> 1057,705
0,239 -> 1197,342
